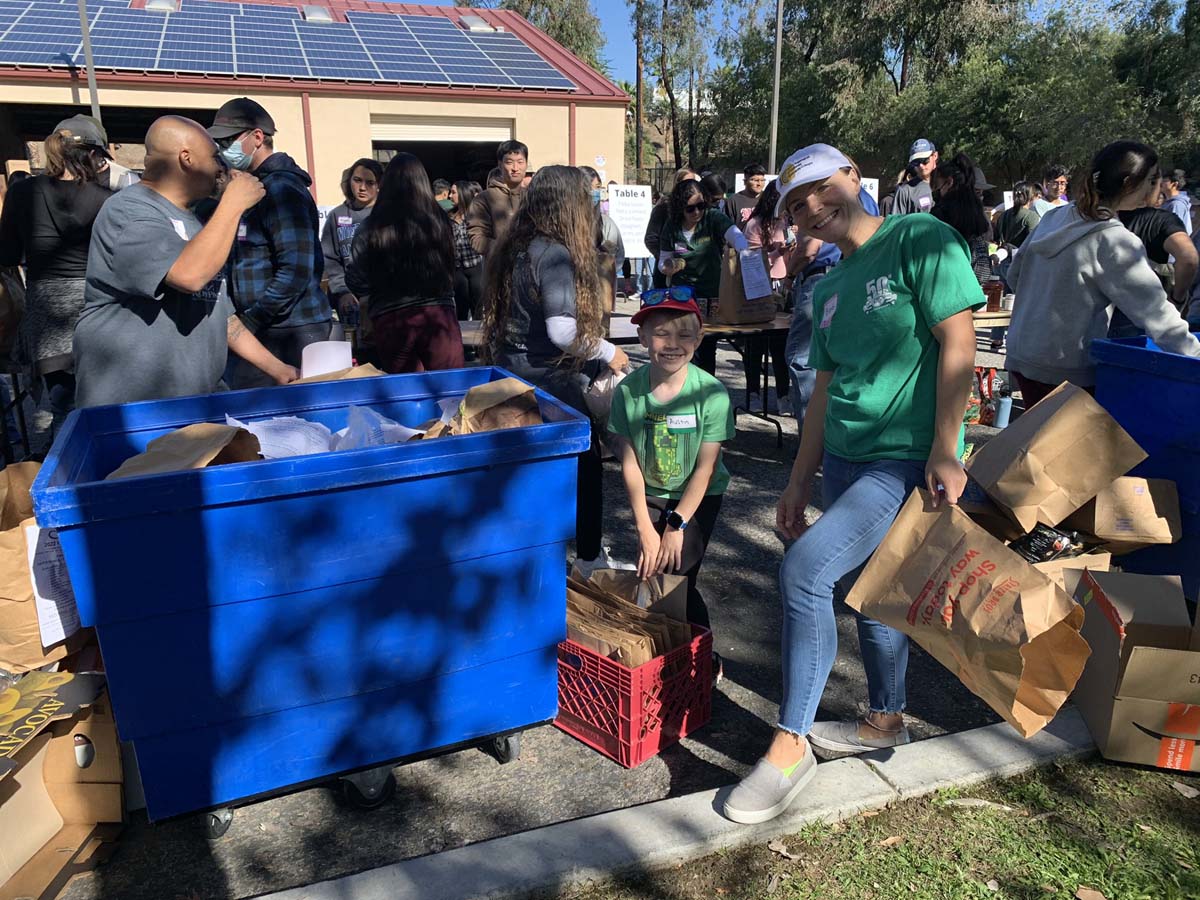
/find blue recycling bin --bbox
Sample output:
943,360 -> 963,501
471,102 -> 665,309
1092,335 -> 1200,599
31,368 -> 590,821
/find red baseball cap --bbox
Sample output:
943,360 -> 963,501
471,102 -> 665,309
631,288 -> 704,326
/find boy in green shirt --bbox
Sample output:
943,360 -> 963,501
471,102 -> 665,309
608,289 -> 734,640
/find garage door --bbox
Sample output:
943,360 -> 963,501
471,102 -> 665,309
369,115 -> 513,143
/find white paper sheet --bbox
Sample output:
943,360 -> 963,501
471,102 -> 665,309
24,525 -> 80,648
226,414 -> 334,458
739,248 -> 774,300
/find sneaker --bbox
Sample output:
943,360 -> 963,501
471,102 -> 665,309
777,396 -> 793,417
807,719 -> 911,756
722,741 -> 817,824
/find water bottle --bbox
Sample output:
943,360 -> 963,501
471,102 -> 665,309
994,393 -> 1013,428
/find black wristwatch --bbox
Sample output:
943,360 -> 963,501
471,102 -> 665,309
665,510 -> 689,531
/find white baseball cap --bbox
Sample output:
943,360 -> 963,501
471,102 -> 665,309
774,144 -> 854,217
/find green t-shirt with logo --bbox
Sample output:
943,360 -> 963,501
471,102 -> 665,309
608,362 -> 735,499
658,208 -> 736,298
808,213 -> 984,462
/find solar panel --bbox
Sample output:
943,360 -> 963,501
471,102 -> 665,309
0,0 -> 577,90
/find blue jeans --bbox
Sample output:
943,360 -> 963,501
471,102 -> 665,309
777,452 -> 926,735
637,258 -> 653,294
785,272 -> 824,429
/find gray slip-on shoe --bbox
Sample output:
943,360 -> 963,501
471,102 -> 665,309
722,740 -> 817,825
808,719 -> 911,756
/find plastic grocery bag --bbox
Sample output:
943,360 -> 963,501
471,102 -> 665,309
585,368 -> 629,425
335,406 -> 424,451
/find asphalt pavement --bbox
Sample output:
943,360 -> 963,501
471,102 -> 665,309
58,310 -> 1012,900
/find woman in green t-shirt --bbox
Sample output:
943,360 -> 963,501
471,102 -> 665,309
658,179 -> 749,372
723,144 -> 982,826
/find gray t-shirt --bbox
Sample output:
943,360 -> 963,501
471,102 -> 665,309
501,236 -> 578,368
75,183 -> 232,408
892,179 -> 933,215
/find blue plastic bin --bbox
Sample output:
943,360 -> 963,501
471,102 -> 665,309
31,368 -> 590,821
1092,335 -> 1200,598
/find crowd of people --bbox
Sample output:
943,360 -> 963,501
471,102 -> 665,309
1,102 -> 1199,829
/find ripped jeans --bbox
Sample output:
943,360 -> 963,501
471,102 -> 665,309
777,452 -> 926,735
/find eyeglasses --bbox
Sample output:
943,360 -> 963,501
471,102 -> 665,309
1050,179 -> 1069,187
640,286 -> 696,307
684,202 -> 707,213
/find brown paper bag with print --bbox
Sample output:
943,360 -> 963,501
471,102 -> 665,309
455,377 -> 543,435
845,489 -> 1091,738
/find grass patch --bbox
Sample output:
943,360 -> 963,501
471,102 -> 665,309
552,758 -> 1200,900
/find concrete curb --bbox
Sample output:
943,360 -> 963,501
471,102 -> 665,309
261,709 -> 1095,900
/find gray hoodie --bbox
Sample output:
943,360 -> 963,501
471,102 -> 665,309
1007,204 -> 1200,386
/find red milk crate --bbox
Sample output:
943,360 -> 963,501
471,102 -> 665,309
554,626 -> 713,768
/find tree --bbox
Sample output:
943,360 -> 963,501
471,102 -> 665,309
456,0 -> 609,74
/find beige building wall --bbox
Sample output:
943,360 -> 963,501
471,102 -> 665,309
0,80 -> 626,205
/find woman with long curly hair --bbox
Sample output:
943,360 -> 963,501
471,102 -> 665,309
346,152 -> 463,373
481,165 -> 629,570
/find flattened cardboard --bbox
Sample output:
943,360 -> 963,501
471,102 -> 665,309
0,823 -> 121,900
0,734 -> 61,884
105,423 -> 262,480
967,383 -> 1146,532
1063,477 -> 1182,554
1032,552 -> 1111,596
845,489 -> 1090,738
0,672 -> 106,779
1072,570 -> 1200,771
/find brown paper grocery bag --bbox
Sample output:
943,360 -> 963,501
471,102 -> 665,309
583,569 -> 688,624
106,424 -> 262,480
845,490 -> 1091,738
1062,477 -> 1181,554
715,247 -> 775,325
455,377 -> 543,435
966,382 -> 1146,532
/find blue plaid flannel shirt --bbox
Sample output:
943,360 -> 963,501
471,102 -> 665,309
227,153 -> 330,331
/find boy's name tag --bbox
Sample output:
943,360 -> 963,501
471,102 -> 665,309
666,414 -> 697,432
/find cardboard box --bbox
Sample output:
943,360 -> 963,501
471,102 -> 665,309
1063,477 -> 1182,555
1072,570 -> 1200,770
967,383 -> 1146,532
0,688 -> 122,896
1032,552 -> 1111,596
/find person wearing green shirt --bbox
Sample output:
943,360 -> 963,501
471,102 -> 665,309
658,178 -> 749,373
723,144 -> 982,826
608,289 -> 734,648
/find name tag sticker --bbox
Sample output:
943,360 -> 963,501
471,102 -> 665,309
237,223 -> 248,241
674,242 -> 689,255
337,215 -> 353,226
170,218 -> 189,241
667,414 -> 697,431
918,195 -> 932,210
820,294 -> 838,329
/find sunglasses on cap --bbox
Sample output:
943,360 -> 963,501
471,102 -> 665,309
640,286 -> 696,307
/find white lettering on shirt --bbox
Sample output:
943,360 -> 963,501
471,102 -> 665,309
863,276 -> 898,313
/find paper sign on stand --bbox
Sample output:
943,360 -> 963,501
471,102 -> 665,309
607,185 -> 654,259
861,178 -> 879,203
739,249 -> 773,300
1004,191 -> 1014,210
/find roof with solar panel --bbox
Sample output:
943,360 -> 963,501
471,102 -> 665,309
0,0 -> 625,99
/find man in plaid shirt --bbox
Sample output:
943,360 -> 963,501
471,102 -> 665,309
208,98 -> 331,388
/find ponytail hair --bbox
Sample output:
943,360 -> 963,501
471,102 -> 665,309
43,130 -> 102,183
1077,141 -> 1158,222
1012,180 -> 1037,208
930,152 -> 989,240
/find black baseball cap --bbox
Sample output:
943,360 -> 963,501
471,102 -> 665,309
52,115 -> 112,158
207,98 -> 276,139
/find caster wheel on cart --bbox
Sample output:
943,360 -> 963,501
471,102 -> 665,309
340,771 -> 396,810
489,733 -> 521,764
204,807 -> 234,840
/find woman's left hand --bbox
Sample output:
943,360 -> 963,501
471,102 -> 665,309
925,449 -> 967,508
654,527 -> 685,575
